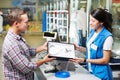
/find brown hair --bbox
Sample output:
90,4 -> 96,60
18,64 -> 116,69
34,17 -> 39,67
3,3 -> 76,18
8,7 -> 26,26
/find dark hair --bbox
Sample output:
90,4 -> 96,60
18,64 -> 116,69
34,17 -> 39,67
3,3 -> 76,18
8,7 -> 26,26
90,8 -> 113,33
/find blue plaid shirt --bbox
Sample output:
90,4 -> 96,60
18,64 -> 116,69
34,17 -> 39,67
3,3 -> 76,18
2,30 -> 37,80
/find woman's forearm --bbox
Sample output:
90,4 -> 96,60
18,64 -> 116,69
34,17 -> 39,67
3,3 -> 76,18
87,50 -> 111,64
77,46 -> 86,53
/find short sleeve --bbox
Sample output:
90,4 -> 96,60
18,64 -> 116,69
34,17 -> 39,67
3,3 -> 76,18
103,36 -> 113,50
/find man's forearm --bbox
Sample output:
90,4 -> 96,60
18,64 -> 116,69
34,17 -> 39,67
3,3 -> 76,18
36,59 -> 45,67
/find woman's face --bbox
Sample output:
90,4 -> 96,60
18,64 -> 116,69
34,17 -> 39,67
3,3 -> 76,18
90,15 -> 101,29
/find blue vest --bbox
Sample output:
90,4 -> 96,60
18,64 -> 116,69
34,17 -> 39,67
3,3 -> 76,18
86,28 -> 113,80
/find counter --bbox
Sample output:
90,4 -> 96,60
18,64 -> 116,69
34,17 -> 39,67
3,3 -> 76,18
34,63 -> 100,80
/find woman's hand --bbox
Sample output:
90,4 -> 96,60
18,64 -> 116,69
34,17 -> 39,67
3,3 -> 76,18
73,43 -> 80,50
70,58 -> 85,63
73,43 -> 86,53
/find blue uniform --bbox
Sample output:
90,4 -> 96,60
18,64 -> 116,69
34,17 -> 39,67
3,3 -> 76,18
86,28 -> 113,80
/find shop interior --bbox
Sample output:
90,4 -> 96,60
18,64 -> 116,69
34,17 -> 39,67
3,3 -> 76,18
0,0 -> 120,80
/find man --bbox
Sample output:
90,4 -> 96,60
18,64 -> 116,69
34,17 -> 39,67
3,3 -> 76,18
2,7 -> 55,80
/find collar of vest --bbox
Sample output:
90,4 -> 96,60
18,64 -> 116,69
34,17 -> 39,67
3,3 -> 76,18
87,27 -> 112,42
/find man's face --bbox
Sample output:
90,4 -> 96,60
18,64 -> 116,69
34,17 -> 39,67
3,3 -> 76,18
17,14 -> 29,33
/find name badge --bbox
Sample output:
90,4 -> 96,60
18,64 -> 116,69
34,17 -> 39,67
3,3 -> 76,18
91,44 -> 97,50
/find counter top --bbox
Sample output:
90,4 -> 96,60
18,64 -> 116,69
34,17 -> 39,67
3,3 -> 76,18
34,63 -> 100,80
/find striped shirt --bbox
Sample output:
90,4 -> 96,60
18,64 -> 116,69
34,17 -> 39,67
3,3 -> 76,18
2,30 -> 37,80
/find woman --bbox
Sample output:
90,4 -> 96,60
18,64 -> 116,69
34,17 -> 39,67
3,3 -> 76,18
71,8 -> 113,80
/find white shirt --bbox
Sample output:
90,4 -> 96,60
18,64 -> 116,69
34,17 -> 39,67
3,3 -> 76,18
103,36 -> 113,50
87,32 -> 113,72
87,32 -> 98,72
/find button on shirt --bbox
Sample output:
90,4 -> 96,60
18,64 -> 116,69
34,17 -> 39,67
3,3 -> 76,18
2,30 -> 37,80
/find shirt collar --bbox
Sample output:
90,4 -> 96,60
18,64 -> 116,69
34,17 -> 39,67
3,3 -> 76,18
8,30 -> 23,41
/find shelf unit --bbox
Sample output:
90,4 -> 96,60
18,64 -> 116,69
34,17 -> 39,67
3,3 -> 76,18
46,10 -> 69,43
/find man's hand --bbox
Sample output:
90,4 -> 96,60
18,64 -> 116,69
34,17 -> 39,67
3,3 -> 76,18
36,42 -> 48,53
37,54 -> 56,67
43,54 -> 56,63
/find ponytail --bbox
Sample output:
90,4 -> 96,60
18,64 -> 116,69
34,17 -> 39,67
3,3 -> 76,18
104,9 -> 113,33
90,8 -> 113,33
